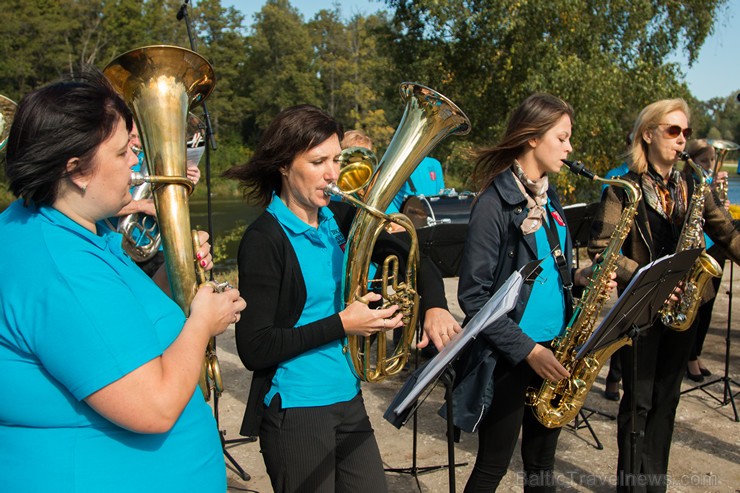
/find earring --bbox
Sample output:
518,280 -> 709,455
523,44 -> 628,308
82,184 -> 87,193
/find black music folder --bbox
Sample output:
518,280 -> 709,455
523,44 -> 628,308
575,248 -> 702,359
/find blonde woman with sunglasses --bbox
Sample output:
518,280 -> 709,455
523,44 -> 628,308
588,98 -> 740,492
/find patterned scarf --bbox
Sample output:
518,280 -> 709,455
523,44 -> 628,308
512,161 -> 549,234
641,164 -> 688,224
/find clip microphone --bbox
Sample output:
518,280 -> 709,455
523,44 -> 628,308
561,159 -> 595,180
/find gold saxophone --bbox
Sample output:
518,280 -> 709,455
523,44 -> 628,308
659,152 -> 723,331
325,83 -> 470,382
527,160 -> 641,428
104,45 -> 224,400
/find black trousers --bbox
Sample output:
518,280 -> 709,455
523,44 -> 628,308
259,392 -> 387,493
616,320 -> 697,493
465,353 -> 561,493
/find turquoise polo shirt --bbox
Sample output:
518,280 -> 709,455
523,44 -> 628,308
518,201 -> 568,342
0,200 -> 225,492
264,194 -> 360,408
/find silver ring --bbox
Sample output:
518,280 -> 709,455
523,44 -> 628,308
382,319 -> 386,329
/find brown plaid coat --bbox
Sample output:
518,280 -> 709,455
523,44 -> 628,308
588,170 -> 740,300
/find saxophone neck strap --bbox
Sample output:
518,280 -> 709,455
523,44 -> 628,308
541,206 -> 573,293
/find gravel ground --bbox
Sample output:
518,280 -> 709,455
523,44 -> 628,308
214,265 -> 740,493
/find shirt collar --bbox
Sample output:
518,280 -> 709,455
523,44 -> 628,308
37,203 -> 127,259
266,192 -> 334,235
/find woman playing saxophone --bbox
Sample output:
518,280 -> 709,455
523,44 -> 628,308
453,93 -> 611,492
588,98 -> 740,492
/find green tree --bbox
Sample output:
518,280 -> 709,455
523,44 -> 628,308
308,9 -> 397,149
386,0 -> 728,201
242,0 -> 322,135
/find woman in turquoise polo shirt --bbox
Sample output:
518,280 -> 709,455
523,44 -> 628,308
455,94 -> 610,492
0,70 -> 246,492
225,104 -> 461,492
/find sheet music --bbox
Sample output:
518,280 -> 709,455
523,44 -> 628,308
392,269 -> 524,416
574,250 -> 700,360
186,146 -> 205,168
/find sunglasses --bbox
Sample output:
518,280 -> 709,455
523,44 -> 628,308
657,123 -> 692,139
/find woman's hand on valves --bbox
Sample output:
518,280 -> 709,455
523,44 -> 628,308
189,282 -> 246,337
339,292 -> 404,337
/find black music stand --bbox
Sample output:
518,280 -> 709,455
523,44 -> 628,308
575,249 -> 700,493
567,406 -> 615,450
680,260 -> 740,421
178,1 -> 255,483
384,262 -> 540,493
563,202 -> 600,268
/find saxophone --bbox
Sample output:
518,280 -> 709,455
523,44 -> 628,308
527,159 -> 641,428
659,152 -> 723,331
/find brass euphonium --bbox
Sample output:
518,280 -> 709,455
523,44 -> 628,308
527,160 -> 641,428
325,83 -> 470,382
116,158 -> 161,262
0,94 -> 17,152
659,151 -> 723,331
337,146 -> 378,198
104,45 -> 223,400
116,113 -> 205,262
707,139 -> 739,203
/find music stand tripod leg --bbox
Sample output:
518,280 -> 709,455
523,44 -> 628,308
384,345 -> 467,492
679,261 -> 740,421
568,405 -> 615,450
213,390 -> 255,481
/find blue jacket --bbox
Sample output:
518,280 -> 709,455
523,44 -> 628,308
444,170 -> 574,433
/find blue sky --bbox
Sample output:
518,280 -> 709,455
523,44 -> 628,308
224,0 -> 739,102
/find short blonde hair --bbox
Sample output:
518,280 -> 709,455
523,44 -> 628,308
341,129 -> 373,150
628,98 -> 691,174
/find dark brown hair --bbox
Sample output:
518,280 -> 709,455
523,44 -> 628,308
223,104 -> 343,206
472,93 -> 574,193
4,67 -> 132,206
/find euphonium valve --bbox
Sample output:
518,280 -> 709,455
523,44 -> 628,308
105,45 -> 223,400
328,83 -> 470,382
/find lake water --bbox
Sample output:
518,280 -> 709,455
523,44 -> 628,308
2,171 -> 739,266
189,197 -> 261,267
200,174 -> 740,264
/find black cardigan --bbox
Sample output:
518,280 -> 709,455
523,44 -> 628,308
235,201 -> 448,436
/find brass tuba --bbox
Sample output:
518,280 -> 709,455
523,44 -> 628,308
527,160 -> 640,428
325,83 -> 470,382
659,152 -> 723,331
707,139 -> 739,204
0,94 -> 17,152
104,45 -> 223,400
